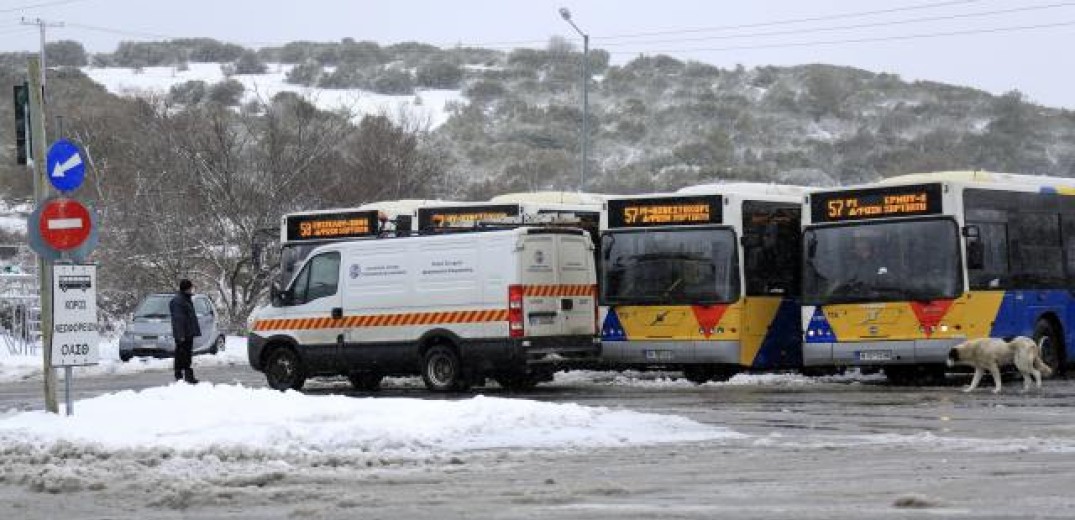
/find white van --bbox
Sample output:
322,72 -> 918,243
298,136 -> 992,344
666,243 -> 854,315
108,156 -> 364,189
248,227 -> 599,392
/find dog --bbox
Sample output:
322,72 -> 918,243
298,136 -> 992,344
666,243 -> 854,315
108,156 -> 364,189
947,336 -> 1053,394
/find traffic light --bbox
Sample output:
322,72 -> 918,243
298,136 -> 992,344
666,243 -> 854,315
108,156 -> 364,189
13,82 -> 29,165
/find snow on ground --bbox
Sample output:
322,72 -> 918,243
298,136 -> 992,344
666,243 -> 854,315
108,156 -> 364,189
0,383 -> 736,458
81,63 -> 465,128
0,335 -> 247,384
550,369 -> 885,389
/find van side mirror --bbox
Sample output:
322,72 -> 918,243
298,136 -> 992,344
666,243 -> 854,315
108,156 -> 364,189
966,240 -> 985,270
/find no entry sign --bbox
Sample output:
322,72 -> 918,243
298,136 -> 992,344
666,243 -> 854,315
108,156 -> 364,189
38,198 -> 91,251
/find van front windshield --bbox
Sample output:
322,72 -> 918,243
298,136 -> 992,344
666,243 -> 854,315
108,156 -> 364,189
802,218 -> 962,305
601,228 -> 740,305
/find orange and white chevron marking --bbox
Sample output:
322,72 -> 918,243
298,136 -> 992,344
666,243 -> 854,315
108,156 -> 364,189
522,284 -> 596,297
254,309 -> 509,332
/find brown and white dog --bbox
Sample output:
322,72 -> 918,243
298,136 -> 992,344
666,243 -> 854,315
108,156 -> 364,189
947,336 -> 1053,393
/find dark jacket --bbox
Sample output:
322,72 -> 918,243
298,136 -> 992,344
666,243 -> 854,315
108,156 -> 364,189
170,292 -> 202,341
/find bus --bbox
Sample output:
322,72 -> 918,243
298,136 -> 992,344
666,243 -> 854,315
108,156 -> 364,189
599,183 -> 807,383
801,171 -> 1075,384
415,193 -> 604,244
274,200 -> 445,290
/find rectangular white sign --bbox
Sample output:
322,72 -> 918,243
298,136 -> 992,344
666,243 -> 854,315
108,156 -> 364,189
51,264 -> 99,367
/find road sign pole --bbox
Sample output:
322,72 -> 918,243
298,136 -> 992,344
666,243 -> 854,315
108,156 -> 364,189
64,366 -> 72,415
28,57 -> 57,414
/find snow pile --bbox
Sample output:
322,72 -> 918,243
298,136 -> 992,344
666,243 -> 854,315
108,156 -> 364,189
0,336 -> 248,384
81,63 -> 465,128
0,383 -> 737,457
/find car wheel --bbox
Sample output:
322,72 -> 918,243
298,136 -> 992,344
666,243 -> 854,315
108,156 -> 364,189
422,345 -> 467,392
348,372 -> 384,391
265,347 -> 306,391
1034,319 -> 1066,376
209,335 -> 225,355
120,353 -> 132,363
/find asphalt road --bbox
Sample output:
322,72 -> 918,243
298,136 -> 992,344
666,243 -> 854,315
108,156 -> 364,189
3,364 -> 1075,519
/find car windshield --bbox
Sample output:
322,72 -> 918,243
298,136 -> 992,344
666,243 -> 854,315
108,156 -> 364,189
802,218 -> 962,305
133,295 -> 171,319
601,227 -> 740,305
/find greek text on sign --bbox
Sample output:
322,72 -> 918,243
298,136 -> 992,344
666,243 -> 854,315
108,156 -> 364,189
811,183 -> 943,223
607,195 -> 723,228
52,264 -> 99,367
300,218 -> 371,238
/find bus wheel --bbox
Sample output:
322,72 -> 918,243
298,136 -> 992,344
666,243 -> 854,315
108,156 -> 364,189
884,366 -> 913,386
265,347 -> 306,391
423,345 -> 468,392
1034,319 -> 1066,376
348,372 -> 383,391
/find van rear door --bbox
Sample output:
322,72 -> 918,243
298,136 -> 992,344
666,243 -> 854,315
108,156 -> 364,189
555,233 -> 597,336
518,231 -> 596,337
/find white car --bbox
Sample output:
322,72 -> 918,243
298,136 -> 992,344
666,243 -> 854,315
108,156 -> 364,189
118,293 -> 225,362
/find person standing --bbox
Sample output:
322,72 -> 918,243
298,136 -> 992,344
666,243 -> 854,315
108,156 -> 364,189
169,279 -> 201,384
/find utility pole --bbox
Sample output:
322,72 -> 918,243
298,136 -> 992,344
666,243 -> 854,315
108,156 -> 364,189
559,8 -> 590,192
28,57 -> 57,413
21,17 -> 64,101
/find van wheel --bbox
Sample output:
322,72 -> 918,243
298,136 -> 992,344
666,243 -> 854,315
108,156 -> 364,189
265,347 -> 306,391
422,345 -> 467,392
1034,319 -> 1065,376
348,372 -> 383,391
209,335 -> 225,355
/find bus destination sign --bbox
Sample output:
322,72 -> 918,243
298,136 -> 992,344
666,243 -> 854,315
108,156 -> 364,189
811,183 -> 943,223
417,204 -> 521,230
607,195 -> 722,228
285,210 -> 380,242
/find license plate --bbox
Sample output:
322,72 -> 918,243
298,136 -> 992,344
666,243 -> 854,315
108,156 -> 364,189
645,350 -> 674,361
143,343 -> 157,350
529,315 -> 555,326
857,350 -> 893,361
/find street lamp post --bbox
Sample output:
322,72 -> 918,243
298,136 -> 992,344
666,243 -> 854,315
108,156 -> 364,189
559,7 -> 589,192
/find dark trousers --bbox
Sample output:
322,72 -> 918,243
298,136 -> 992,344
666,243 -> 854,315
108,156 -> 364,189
174,338 -> 194,378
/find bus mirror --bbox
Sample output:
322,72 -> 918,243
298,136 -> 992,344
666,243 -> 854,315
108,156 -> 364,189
962,225 -> 980,239
600,234 -> 614,260
966,241 -> 985,270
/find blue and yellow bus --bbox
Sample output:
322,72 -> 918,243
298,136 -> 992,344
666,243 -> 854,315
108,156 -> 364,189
599,184 -> 807,383
801,171 -> 1075,383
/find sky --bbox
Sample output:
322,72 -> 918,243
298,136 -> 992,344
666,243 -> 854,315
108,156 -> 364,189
0,0 -> 1072,108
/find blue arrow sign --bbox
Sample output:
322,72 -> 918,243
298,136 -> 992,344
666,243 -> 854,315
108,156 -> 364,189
46,139 -> 86,193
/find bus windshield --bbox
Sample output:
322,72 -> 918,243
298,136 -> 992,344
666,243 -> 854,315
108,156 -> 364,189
802,218 -> 962,305
601,227 -> 740,305
278,243 -> 322,288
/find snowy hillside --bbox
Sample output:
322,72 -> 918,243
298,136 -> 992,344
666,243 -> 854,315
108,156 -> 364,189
81,63 -> 465,128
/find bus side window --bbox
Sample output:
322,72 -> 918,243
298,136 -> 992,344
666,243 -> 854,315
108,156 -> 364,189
1063,215 -> 1075,285
967,221 -> 1009,290
1010,212 -> 1064,288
